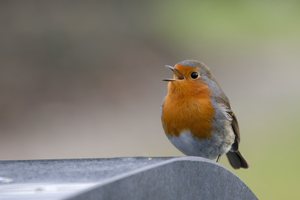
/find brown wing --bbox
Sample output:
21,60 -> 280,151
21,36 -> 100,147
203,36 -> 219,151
209,74 -> 241,152
228,111 -> 240,151
215,95 -> 240,152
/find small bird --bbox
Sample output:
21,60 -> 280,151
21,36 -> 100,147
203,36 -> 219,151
161,60 -> 249,169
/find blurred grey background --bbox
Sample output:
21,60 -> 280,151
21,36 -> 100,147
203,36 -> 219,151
0,1 -> 299,199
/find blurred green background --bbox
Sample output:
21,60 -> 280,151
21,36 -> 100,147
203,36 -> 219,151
0,1 -> 299,199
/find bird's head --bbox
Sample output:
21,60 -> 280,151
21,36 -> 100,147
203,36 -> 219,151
164,60 -> 212,95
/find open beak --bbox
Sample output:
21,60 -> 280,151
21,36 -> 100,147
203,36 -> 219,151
163,65 -> 185,81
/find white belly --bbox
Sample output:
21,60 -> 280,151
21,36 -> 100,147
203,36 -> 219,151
167,125 -> 234,160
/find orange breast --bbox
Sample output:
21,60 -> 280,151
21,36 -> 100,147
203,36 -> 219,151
162,81 -> 214,139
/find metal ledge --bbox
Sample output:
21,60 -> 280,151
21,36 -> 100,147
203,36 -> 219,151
0,157 -> 257,200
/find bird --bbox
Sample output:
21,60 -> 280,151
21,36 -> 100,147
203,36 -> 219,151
161,60 -> 249,169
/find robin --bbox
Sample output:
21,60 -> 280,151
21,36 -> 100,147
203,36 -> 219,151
161,60 -> 249,169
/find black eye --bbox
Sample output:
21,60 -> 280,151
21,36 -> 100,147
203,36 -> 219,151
190,72 -> 199,79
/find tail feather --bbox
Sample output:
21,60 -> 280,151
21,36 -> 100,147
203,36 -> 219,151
226,151 -> 249,169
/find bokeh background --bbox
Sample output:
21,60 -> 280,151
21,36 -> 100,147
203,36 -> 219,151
1,1 -> 299,199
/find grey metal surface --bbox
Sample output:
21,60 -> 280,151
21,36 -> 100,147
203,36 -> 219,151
0,157 -> 257,200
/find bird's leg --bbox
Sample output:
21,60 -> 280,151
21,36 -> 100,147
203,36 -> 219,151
216,155 -> 221,162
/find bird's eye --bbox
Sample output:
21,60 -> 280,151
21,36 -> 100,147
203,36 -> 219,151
190,72 -> 199,79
